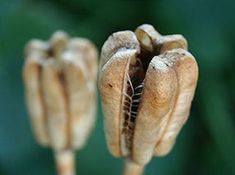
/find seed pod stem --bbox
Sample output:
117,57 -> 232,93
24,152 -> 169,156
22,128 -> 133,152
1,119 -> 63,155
55,149 -> 75,175
123,159 -> 144,175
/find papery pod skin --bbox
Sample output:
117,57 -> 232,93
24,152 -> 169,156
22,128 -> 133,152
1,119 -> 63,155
132,57 -> 178,165
42,60 -> 68,150
154,49 -> 198,156
100,31 -> 140,69
135,24 -> 161,52
99,31 -> 140,157
157,35 -> 188,54
62,53 -> 94,149
23,55 -> 50,146
99,49 -> 139,157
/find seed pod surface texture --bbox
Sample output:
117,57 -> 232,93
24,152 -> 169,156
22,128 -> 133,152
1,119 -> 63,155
23,31 -> 98,151
99,24 -> 198,165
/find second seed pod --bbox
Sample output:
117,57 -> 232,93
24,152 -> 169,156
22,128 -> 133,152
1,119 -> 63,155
23,31 -> 98,175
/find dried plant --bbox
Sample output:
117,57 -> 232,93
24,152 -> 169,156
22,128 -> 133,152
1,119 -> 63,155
23,31 -> 98,175
99,24 -> 198,175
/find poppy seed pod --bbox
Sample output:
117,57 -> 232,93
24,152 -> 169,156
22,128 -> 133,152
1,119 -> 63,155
23,31 -> 98,175
99,24 -> 198,175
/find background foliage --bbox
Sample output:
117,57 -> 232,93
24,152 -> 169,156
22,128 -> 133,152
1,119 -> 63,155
0,0 -> 235,175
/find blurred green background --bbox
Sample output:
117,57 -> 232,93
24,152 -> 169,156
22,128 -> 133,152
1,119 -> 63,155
1,0 -> 235,174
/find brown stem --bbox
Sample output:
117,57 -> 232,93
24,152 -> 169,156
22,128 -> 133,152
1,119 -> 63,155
55,149 -> 75,175
123,159 -> 145,175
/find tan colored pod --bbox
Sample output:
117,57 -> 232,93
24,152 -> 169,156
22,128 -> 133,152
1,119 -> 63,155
99,49 -> 138,157
132,57 -> 178,165
42,60 -> 68,150
24,31 -> 98,175
23,55 -> 50,146
99,24 -> 198,175
154,48 -> 198,156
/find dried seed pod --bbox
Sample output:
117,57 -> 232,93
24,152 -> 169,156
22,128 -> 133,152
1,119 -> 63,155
23,31 -> 98,175
99,24 -> 198,174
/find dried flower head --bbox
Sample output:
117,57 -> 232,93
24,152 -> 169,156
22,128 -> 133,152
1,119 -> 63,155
99,24 -> 198,168
23,31 -> 98,175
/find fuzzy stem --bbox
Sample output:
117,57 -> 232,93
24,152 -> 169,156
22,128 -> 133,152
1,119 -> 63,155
55,149 -> 75,175
123,159 -> 145,175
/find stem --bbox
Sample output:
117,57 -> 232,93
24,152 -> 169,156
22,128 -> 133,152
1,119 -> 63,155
55,149 -> 75,175
123,159 -> 145,175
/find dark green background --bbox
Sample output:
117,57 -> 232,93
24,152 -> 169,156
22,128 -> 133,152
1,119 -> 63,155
1,0 -> 235,174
